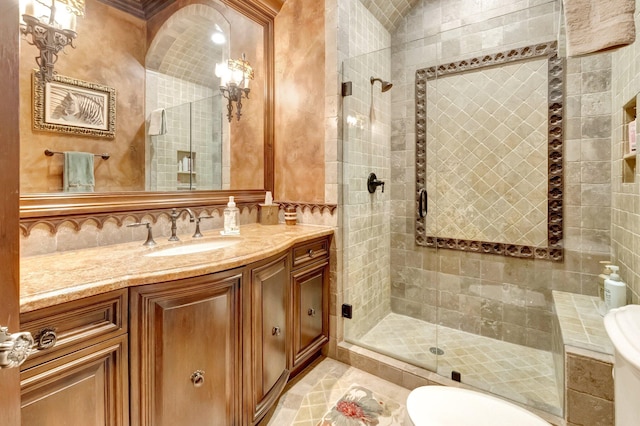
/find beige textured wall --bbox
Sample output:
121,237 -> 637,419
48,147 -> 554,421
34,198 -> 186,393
19,0 -> 146,193
274,0 -> 326,202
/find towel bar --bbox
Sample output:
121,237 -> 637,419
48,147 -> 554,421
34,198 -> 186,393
44,149 -> 110,160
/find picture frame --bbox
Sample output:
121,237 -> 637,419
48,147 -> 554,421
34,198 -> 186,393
32,71 -> 116,139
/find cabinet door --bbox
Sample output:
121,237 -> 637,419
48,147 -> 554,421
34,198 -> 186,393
20,335 -> 129,426
292,260 -> 329,373
248,254 -> 289,424
130,271 -> 242,426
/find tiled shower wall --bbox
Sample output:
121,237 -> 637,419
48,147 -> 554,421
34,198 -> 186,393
339,0 -> 393,340
388,0 -> 612,351
424,57 -> 550,247
145,70 -> 223,191
611,0 -> 640,305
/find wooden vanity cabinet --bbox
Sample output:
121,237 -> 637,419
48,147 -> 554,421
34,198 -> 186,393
129,269 -> 242,426
290,237 -> 330,375
20,233 -> 332,425
19,290 -> 129,426
245,253 -> 290,425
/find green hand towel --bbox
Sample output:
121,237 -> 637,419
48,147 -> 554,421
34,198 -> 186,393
63,151 -> 95,192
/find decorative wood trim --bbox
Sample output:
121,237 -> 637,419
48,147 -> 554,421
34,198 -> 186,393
0,0 -> 22,420
415,41 -> 564,261
97,0 -> 284,20
275,201 -> 338,215
20,191 -> 265,236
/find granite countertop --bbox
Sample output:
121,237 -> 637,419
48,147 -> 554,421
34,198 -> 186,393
20,223 -> 334,313
552,290 -> 613,355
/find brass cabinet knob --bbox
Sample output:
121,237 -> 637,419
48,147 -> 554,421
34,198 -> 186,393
271,326 -> 281,336
308,249 -> 314,257
36,327 -> 57,350
307,308 -> 316,317
191,370 -> 205,387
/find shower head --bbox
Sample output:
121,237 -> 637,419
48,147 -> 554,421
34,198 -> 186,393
370,76 -> 393,92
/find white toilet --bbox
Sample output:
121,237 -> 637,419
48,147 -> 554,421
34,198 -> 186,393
604,304 -> 640,426
405,385 -> 549,425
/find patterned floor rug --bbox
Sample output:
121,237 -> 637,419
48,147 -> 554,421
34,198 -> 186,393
317,385 -> 402,426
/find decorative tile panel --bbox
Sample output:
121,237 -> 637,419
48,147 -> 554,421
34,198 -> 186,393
415,42 -> 564,261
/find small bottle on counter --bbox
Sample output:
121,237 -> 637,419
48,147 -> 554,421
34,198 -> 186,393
222,196 -> 240,235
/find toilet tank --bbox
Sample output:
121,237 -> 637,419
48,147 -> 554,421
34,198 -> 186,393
604,304 -> 640,426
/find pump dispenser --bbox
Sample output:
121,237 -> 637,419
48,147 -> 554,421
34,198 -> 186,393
598,262 -> 612,316
604,265 -> 626,311
222,196 -> 240,235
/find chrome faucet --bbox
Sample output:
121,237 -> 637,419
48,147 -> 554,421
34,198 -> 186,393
169,208 -> 196,241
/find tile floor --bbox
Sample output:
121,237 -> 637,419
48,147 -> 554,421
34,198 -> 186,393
266,358 -> 411,425
357,313 -> 561,416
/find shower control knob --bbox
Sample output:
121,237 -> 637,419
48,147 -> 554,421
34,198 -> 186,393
367,173 -> 385,194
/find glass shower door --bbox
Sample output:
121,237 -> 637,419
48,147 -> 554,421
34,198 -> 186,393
426,2 -> 564,415
341,47 -> 439,374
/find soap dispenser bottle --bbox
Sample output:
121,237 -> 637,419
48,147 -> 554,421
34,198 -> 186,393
604,265 -> 627,311
222,196 -> 240,235
597,261 -> 612,316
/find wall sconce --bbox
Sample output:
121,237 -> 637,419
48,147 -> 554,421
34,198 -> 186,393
19,0 -> 85,82
215,53 -> 254,122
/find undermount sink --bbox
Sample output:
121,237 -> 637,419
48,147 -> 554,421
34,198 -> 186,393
145,238 -> 241,257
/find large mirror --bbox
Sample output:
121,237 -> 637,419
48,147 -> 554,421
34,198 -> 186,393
19,0 -> 279,220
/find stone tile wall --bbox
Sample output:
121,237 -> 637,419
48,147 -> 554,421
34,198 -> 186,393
566,350 -> 614,426
145,70 -> 220,191
610,0 -> 640,305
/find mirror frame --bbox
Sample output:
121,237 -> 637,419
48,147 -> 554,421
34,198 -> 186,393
19,0 -> 283,226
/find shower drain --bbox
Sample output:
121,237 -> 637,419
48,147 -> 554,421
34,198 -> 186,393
429,346 -> 444,355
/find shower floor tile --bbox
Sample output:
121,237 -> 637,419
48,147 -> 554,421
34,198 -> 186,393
358,312 -> 561,416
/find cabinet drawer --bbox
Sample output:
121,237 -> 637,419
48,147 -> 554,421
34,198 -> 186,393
20,289 -> 127,368
291,260 -> 329,373
292,237 -> 330,268
20,335 -> 129,426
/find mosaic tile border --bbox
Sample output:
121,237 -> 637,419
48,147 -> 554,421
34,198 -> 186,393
415,41 -> 564,261
276,201 -> 338,214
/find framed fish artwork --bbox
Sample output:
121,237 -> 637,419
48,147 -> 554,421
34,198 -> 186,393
32,71 -> 116,139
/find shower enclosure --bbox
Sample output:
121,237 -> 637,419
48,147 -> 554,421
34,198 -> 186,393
340,0 -> 610,417
148,95 -> 225,191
